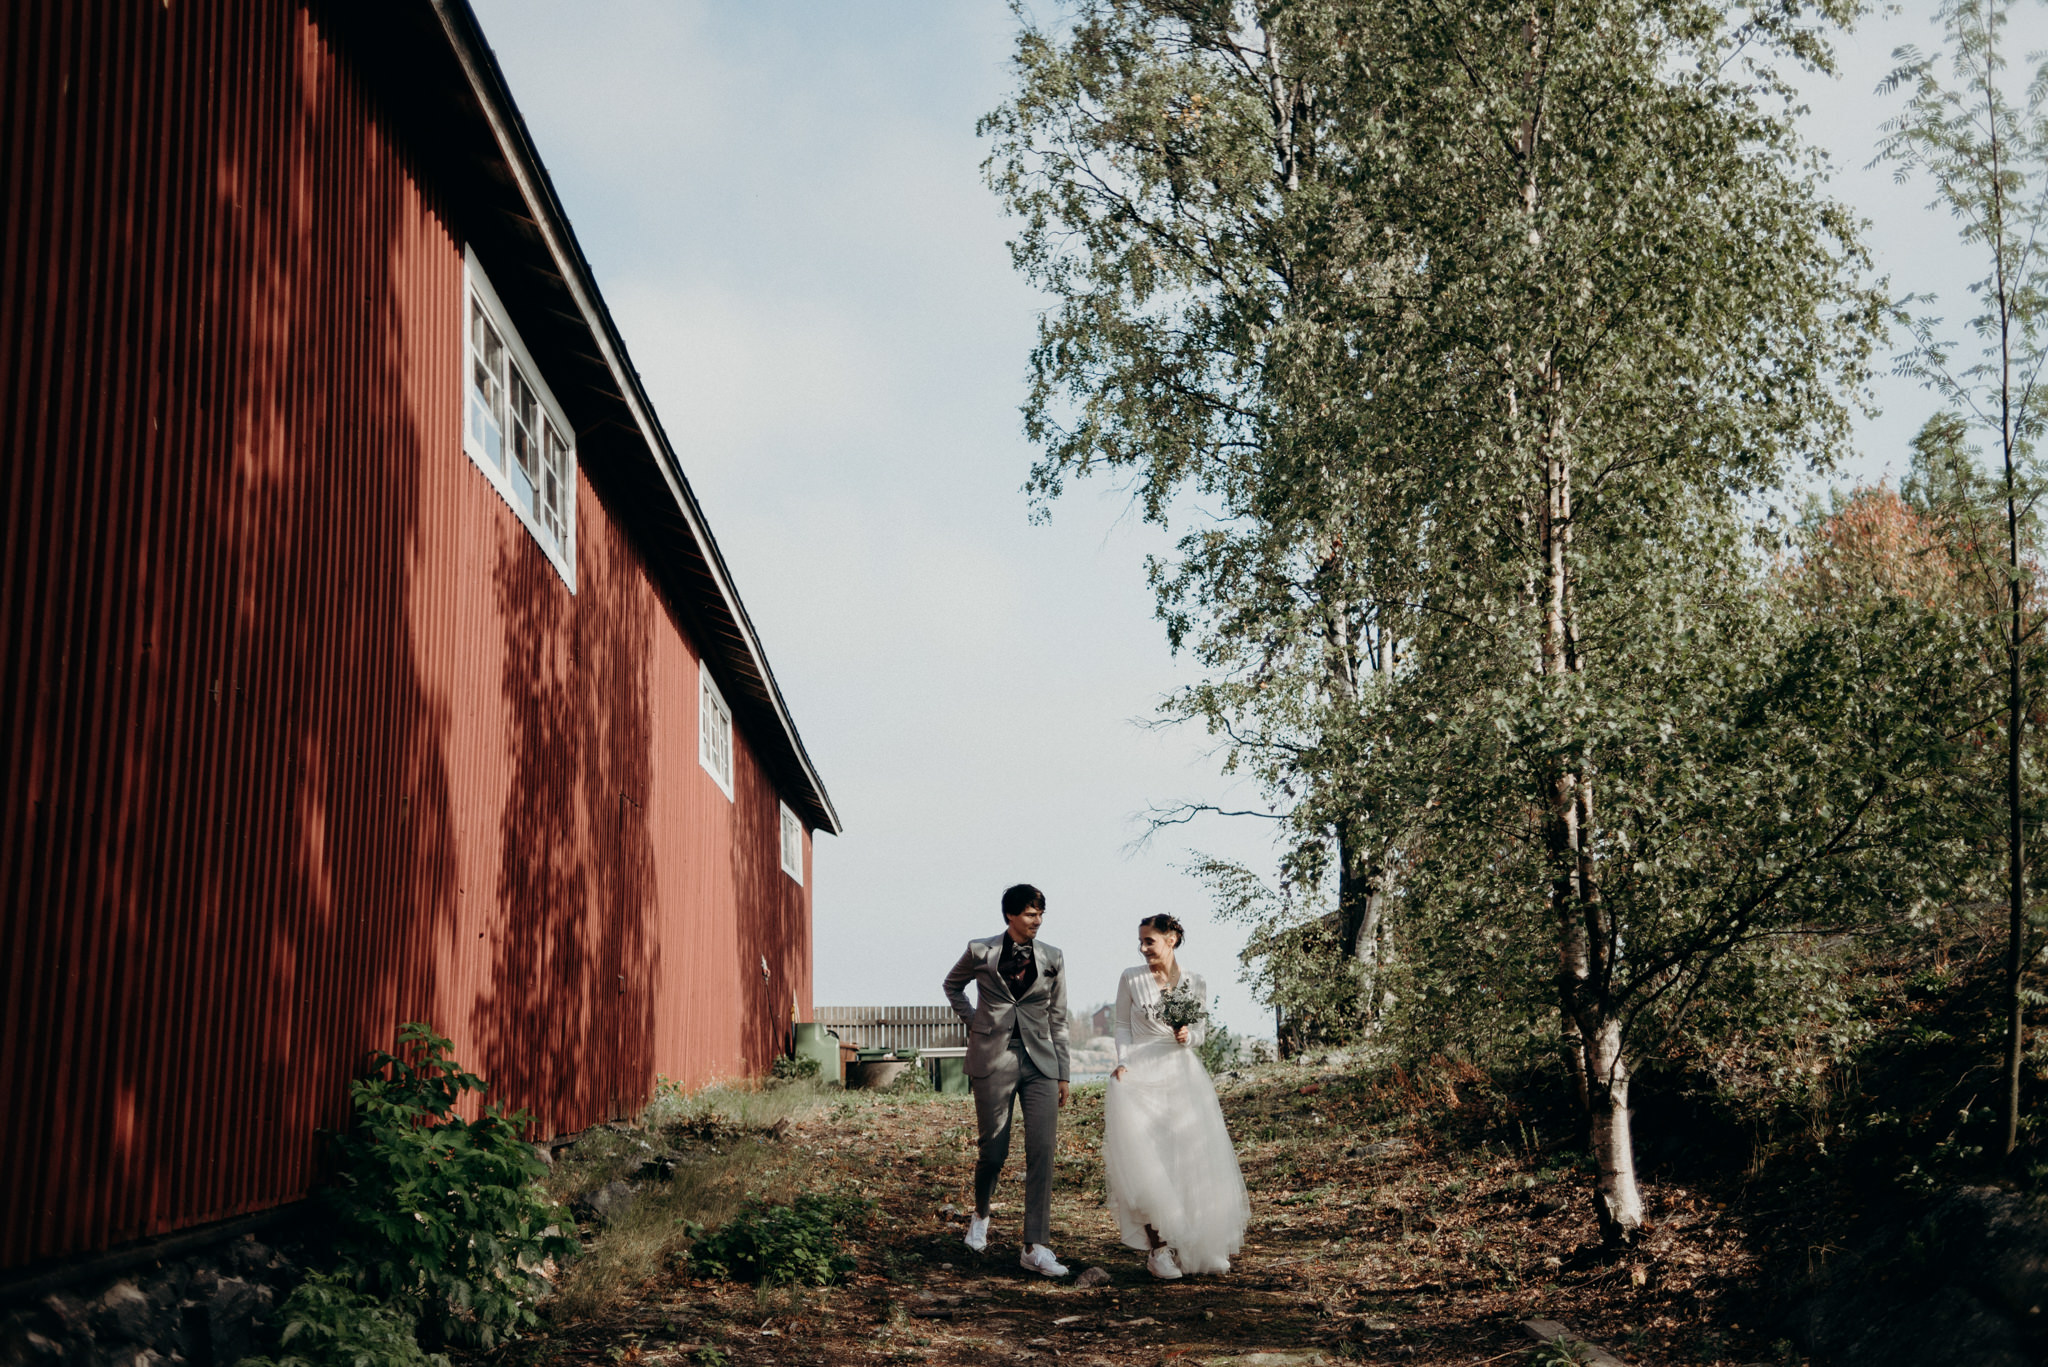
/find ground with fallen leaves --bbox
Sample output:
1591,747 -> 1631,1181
483,1058 -> 1804,1367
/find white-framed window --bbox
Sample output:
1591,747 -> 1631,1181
463,246 -> 576,590
779,801 -> 804,884
698,660 -> 733,800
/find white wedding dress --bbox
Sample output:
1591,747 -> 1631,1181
1102,965 -> 1250,1273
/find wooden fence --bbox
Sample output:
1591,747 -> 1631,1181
814,1006 -> 963,1053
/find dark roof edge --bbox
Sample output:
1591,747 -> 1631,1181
425,0 -> 842,836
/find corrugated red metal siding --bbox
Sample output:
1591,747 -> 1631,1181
0,0 -> 815,1271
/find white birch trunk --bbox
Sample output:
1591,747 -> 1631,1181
1583,1013 -> 1646,1240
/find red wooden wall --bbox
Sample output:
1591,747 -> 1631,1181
0,0 -> 814,1271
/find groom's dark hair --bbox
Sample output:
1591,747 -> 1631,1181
1001,883 -> 1046,921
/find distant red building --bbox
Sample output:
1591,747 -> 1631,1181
0,0 -> 840,1272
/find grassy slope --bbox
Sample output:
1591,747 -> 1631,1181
487,1063 -> 1800,1367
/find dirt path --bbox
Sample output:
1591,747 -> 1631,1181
510,1063 -> 1787,1366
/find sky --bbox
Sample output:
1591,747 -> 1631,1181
1790,5 -> 2048,489
464,0 -> 2039,1042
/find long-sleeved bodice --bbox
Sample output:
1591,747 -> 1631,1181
1112,965 -> 1207,1066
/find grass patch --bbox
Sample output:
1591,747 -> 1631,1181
543,1080 -> 842,1321
644,1075 -> 842,1136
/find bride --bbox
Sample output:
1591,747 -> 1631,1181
1105,914 -> 1250,1278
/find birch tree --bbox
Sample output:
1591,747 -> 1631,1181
1326,0 -> 1884,1243
1878,0 -> 2048,1162
982,0 -> 1417,1000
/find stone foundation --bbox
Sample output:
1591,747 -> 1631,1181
1,1231 -> 300,1367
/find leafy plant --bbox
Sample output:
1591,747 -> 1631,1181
1197,1010 -> 1242,1073
686,1191 -> 871,1286
322,1023 -> 577,1349
770,1054 -> 821,1082
1527,1338 -> 1587,1366
643,1073 -> 691,1128
236,1272 -> 449,1367
885,1061 -> 934,1096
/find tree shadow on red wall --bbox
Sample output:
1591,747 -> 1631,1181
732,754 -> 808,1077
0,1 -> 464,1267
469,515 -> 657,1136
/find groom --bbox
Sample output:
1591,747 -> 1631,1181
941,882 -> 1072,1277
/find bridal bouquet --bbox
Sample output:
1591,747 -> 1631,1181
1153,981 -> 1208,1032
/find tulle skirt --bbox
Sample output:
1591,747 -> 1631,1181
1102,1039 -> 1250,1274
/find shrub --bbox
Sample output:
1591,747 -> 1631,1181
237,1272 -> 448,1367
686,1191 -> 871,1286
770,1054 -> 821,1082
1197,1020 -> 1242,1073
322,1024 -> 577,1349
885,1060 -> 934,1095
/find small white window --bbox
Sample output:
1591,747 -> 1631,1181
698,660 -> 733,799
463,246 -> 576,590
779,802 -> 804,884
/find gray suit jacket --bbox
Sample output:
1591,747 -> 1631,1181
942,934 -> 1071,1081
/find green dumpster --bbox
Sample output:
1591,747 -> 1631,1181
924,1046 -> 970,1095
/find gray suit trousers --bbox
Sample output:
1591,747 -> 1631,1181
972,1040 -> 1058,1245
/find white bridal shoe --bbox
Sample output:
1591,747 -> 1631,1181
1020,1244 -> 1070,1277
964,1213 -> 990,1252
1147,1246 -> 1184,1280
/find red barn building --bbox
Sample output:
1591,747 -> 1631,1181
0,0 -> 841,1272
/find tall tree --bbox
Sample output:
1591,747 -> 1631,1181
1297,4 -> 1879,1239
1879,0 -> 2048,1160
986,0 -> 1885,1243
982,0 -> 1417,1003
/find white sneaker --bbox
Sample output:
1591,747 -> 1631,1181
1019,1244 -> 1069,1277
964,1213 -> 990,1252
1147,1246 -> 1183,1280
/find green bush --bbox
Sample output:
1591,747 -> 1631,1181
770,1054 -> 821,1081
1197,1019 -> 1242,1073
686,1191 -> 870,1286
322,1024 -> 577,1349
885,1060 -> 933,1095
237,1272 -> 448,1367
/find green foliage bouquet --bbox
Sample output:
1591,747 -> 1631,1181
1153,981 -> 1208,1033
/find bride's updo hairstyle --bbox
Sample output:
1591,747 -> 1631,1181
1138,914 -> 1185,947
